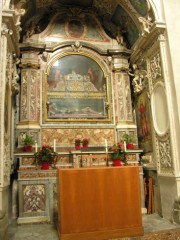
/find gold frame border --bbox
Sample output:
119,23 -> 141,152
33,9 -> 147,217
44,51 -> 112,123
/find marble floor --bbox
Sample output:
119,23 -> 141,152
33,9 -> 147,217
8,213 -> 179,240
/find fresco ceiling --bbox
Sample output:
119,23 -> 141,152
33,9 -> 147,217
16,0 -> 154,48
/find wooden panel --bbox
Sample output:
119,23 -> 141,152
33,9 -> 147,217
57,166 -> 144,240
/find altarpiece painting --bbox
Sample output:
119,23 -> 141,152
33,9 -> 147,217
44,53 -> 110,122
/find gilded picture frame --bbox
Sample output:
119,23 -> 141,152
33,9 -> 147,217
136,91 -> 153,153
44,52 -> 111,122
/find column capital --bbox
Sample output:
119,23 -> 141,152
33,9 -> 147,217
107,48 -> 131,71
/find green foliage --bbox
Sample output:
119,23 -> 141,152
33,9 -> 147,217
122,133 -> 134,144
23,134 -> 34,146
110,143 -> 127,164
34,144 -> 57,164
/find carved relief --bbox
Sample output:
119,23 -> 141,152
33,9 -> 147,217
158,133 -> 173,173
1,23 -> 13,36
21,157 -> 35,166
40,51 -> 49,62
114,72 -> 133,122
116,73 -> 125,121
20,70 -> 28,121
3,53 -> 12,186
30,70 -> 38,121
150,53 -> 162,81
71,41 -> 82,52
3,134 -> 11,186
12,58 -> 20,95
138,15 -> 153,36
124,75 -> 133,121
23,185 -> 46,212
14,8 -> 25,32
128,64 -> 147,94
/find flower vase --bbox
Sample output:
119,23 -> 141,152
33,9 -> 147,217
23,145 -> 33,152
113,159 -> 122,166
126,143 -> 134,149
82,144 -> 88,148
41,162 -> 50,170
75,145 -> 81,150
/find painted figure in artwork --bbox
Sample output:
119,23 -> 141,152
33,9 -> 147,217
139,99 -> 149,140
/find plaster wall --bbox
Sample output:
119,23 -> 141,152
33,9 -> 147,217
161,0 -> 180,128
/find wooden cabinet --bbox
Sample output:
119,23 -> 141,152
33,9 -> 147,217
57,166 -> 144,240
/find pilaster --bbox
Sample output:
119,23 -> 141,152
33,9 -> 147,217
108,47 -> 137,144
17,44 -> 45,147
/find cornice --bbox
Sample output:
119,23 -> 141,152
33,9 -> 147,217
130,21 -> 166,63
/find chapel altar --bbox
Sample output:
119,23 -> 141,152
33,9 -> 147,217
15,147 -> 145,224
13,4 -> 147,227
1,1 -> 180,240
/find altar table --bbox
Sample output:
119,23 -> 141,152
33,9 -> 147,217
57,166 -> 144,240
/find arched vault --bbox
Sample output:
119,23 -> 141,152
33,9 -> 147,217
13,0 -> 156,49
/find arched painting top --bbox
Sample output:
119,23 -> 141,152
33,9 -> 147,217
44,52 -> 111,123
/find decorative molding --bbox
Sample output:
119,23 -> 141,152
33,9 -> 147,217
159,134 -> 173,171
138,15 -> 153,36
29,70 -> 39,121
20,70 -> 28,121
115,72 -> 133,123
11,57 -> 20,95
71,41 -> 82,52
131,22 -> 166,63
1,23 -> 13,36
150,53 -> 162,81
3,134 -> 11,186
19,62 -> 40,69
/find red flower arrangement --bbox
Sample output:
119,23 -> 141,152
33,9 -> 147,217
34,144 -> 57,166
82,138 -> 89,145
75,138 -> 81,146
74,138 -> 89,149
110,143 -> 126,164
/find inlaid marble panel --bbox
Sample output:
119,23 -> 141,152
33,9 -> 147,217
23,184 -> 46,212
42,128 -> 115,146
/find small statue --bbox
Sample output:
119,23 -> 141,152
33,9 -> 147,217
114,26 -> 125,46
128,64 -> 147,93
40,51 -> 48,62
138,15 -> 153,36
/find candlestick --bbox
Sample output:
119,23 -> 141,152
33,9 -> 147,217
105,139 -> 107,148
35,142 -> 37,152
124,141 -> 127,152
54,139 -> 56,152
105,139 -> 108,154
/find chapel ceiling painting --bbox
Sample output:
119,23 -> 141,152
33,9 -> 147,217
16,0 -> 154,48
111,5 -> 139,49
129,0 -> 148,17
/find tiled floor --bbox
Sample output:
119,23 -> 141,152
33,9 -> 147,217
8,213 -> 179,240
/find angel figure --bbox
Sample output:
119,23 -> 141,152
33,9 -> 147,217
128,64 -> 147,93
115,26 -> 124,45
71,41 -> 82,52
138,15 -> 153,36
